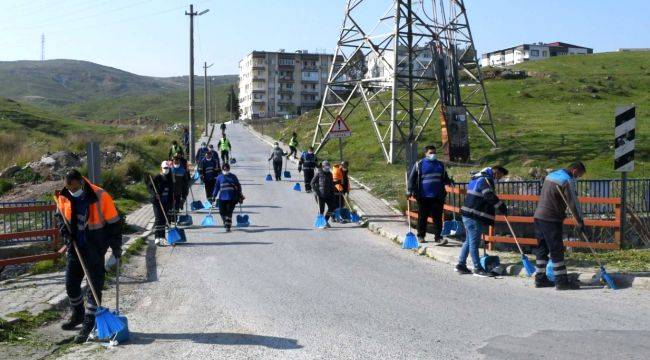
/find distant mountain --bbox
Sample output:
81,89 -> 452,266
0,59 -> 237,107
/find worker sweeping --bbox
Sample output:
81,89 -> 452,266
456,166 -> 509,277
212,163 -> 244,232
407,145 -> 453,245
218,134 -> 232,165
148,161 -> 173,246
171,155 -> 190,222
299,146 -> 318,193
533,162 -> 587,290
195,142 -> 209,163
287,132 -> 299,160
332,161 -> 351,221
268,142 -> 287,181
200,149 -> 221,202
311,160 -> 337,228
56,170 -> 122,343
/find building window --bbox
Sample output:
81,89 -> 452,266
279,58 -> 293,66
542,51 -> 548,57
530,50 -> 539,57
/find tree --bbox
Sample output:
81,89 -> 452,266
225,85 -> 240,120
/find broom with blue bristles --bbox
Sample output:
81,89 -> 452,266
503,215 -> 536,277
53,196 -> 126,341
402,172 -> 419,249
557,185 -> 617,290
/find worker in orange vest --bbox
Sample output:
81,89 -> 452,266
55,170 -> 122,343
332,161 -> 350,221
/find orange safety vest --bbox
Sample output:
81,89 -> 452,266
55,177 -> 120,231
332,164 -> 349,193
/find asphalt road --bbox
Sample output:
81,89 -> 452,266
92,124 -> 650,359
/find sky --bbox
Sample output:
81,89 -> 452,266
0,0 -> 648,77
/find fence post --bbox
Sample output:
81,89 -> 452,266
614,202 -> 622,248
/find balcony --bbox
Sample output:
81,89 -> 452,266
301,66 -> 318,71
252,65 -> 266,70
252,76 -> 266,82
301,89 -> 319,95
278,89 -> 293,95
301,78 -> 319,84
278,76 -> 294,83
252,98 -> 266,104
278,100 -> 294,106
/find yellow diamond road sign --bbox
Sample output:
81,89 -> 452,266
327,115 -> 351,139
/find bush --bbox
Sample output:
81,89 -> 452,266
0,178 -> 13,196
125,160 -> 147,182
100,169 -> 126,198
13,167 -> 41,184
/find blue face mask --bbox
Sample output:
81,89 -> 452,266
426,154 -> 436,161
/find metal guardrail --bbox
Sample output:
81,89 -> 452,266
0,200 -> 64,267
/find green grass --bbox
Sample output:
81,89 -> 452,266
254,51 -> 650,206
0,310 -> 61,343
30,258 -> 65,275
566,249 -> 650,272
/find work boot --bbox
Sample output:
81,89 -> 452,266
455,264 -> 472,275
61,305 -> 84,330
433,237 -> 448,246
417,236 -> 426,243
74,314 -> 95,344
555,275 -> 580,290
534,274 -> 555,288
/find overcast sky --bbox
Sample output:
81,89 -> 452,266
0,0 -> 648,77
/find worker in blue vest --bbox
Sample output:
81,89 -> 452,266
170,155 -> 190,222
199,150 -> 221,202
298,146 -> 318,193
195,142 -> 209,163
533,162 -> 587,290
212,163 -> 244,232
407,145 -> 453,245
457,166 -> 509,277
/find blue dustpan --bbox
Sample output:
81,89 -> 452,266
203,200 -> 213,209
191,201 -> 203,211
166,227 -> 182,245
112,312 -> 130,343
293,183 -> 301,192
265,174 -> 273,181
236,214 -> 250,227
600,266 -> 617,290
230,158 -> 236,164
94,307 -> 126,341
333,208 -> 342,221
177,214 -> 193,226
176,228 -> 187,243
521,254 -> 536,277
283,170 -> 291,178
402,231 -> 419,249
349,211 -> 361,223
314,214 -> 327,228
201,214 -> 216,227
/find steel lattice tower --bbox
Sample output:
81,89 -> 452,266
312,0 -> 497,165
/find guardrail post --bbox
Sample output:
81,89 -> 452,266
614,202 -> 622,249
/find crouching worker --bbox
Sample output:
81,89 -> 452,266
457,166 -> 508,277
55,170 -> 122,343
148,161 -> 173,246
533,162 -> 586,290
212,163 -> 244,232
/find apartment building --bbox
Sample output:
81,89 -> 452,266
238,50 -> 334,120
480,42 -> 593,67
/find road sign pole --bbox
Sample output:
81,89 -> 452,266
339,138 -> 343,162
621,171 -> 627,243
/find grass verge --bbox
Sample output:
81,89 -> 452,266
0,310 -> 61,343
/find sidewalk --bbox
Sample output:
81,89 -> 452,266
243,123 -> 650,291
0,204 -> 155,322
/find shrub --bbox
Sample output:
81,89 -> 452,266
0,178 -> 14,196
125,160 -> 147,182
100,169 -> 126,198
13,167 -> 41,184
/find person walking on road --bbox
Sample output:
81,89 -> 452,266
148,161 -> 173,246
182,127 -> 190,156
218,134 -> 232,165
268,142 -> 287,181
220,122 -> 227,136
299,146 -> 318,193
407,145 -> 453,245
456,166 -> 509,277
168,140 -> 184,160
195,142 -> 209,163
287,132 -> 299,159
212,163 -> 244,232
55,170 -> 122,344
170,155 -> 190,222
200,150 -> 221,202
208,144 -> 219,159
311,160 -> 337,228
333,161 -> 350,218
533,162 -> 587,290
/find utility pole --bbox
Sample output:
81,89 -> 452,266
41,34 -> 45,61
185,4 -> 209,163
203,62 -> 213,136
208,76 -> 212,126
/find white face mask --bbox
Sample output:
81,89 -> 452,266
323,166 -> 331,172
222,170 -> 230,175
173,164 -> 180,169
162,168 -> 170,175
69,188 -> 84,198
205,156 -> 212,161
426,153 -> 436,161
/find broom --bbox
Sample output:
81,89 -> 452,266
283,159 -> 291,179
265,161 -> 273,181
148,175 -> 181,245
402,172 -> 419,249
112,258 -> 130,343
53,196 -> 125,341
556,185 -> 617,290
343,195 -> 361,223
503,216 -> 536,276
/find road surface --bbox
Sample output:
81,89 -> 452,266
86,124 -> 650,359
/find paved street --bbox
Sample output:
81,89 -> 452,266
89,124 -> 650,359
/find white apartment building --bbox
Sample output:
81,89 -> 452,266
238,50 -> 335,119
480,42 -> 593,67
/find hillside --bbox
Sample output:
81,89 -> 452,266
254,51 -> 650,201
0,97 -> 121,168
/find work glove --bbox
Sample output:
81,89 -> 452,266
498,203 -> 508,216
111,242 -> 122,259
